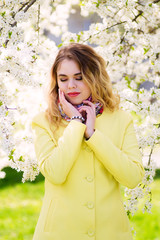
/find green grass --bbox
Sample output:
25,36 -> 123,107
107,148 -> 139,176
0,167 -> 160,240
0,168 -> 44,240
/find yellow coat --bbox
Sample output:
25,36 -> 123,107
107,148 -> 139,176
32,109 -> 145,240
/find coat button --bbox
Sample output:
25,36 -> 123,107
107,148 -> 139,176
87,230 -> 95,237
87,201 -> 94,209
86,175 -> 94,182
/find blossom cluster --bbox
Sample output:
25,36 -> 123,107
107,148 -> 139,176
0,0 -> 57,181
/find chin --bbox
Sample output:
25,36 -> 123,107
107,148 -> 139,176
66,96 -> 83,105
71,100 -> 83,105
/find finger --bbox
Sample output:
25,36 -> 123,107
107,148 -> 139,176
59,90 -> 66,104
78,104 -> 92,109
78,106 -> 95,116
61,91 -> 65,101
82,100 -> 95,107
78,106 -> 90,111
79,107 -> 93,116
82,101 -> 96,111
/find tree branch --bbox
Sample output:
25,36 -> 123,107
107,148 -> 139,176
5,106 -> 17,111
153,0 -> 160,3
148,144 -> 154,166
11,0 -> 37,27
132,10 -> 143,22
24,0 -> 37,13
83,21 -> 127,42
18,1 -> 30,12
137,0 -> 145,6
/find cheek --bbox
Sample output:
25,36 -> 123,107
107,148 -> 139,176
80,82 -> 90,92
58,82 -> 65,91
84,86 -> 91,95
87,87 -> 91,94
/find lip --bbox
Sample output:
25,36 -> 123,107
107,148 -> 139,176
67,92 -> 80,97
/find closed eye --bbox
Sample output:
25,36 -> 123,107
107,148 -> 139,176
59,78 -> 67,82
75,76 -> 82,80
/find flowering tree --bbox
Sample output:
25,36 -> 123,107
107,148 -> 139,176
0,0 -> 160,217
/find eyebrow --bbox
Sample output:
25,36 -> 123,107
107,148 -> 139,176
58,72 -> 82,77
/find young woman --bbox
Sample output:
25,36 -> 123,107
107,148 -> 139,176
32,43 -> 145,240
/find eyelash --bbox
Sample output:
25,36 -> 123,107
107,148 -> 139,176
60,79 -> 67,82
60,76 -> 82,82
76,76 -> 82,80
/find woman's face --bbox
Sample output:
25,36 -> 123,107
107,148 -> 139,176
57,59 -> 91,105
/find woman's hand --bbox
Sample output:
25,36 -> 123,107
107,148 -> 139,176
78,100 -> 96,139
59,89 -> 82,119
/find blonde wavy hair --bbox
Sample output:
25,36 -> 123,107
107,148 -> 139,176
46,43 -> 120,130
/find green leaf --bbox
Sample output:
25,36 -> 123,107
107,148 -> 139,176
32,55 -> 37,59
151,90 -> 156,95
1,11 -> 6,17
8,149 -> 15,161
57,43 -> 63,48
144,47 -> 150,54
70,38 -> 75,43
93,1 -> 100,7
8,31 -> 12,39
127,210 -> 131,218
79,1 -> 85,6
6,56 -> 12,60
0,101 -> 3,106
27,42 -> 32,47
19,156 -> 25,162
125,75 -> 129,81
147,175 -> 151,181
124,75 -> 132,89
77,34 -> 81,42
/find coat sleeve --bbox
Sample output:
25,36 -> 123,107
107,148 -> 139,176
32,118 -> 86,185
85,117 -> 145,189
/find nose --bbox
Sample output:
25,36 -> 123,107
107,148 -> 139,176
68,79 -> 76,89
